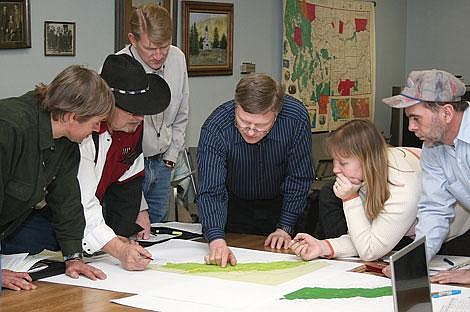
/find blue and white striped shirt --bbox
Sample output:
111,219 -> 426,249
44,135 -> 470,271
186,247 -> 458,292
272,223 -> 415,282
197,95 -> 315,242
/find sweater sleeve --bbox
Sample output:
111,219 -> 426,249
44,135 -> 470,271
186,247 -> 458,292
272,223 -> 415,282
328,150 -> 421,261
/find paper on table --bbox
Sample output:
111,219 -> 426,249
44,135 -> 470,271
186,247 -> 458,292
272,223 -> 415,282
150,222 -> 202,234
1,253 -> 49,272
429,255 -> 470,271
137,233 -> 175,244
439,297 -> 470,312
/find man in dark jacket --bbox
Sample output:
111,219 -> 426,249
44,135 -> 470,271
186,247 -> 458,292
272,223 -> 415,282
1,65 -> 114,290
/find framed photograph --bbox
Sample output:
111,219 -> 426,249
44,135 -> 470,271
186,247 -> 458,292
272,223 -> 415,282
0,0 -> 31,49
44,21 -> 76,56
114,0 -> 178,52
182,1 -> 233,76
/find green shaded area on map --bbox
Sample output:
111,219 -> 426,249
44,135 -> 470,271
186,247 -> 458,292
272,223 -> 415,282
162,261 -> 307,273
283,286 -> 392,300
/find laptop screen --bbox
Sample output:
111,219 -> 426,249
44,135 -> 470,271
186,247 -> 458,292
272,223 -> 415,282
390,236 -> 433,312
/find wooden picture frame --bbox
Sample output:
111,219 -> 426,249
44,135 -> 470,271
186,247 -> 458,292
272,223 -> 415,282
44,21 -> 76,56
182,1 -> 233,76
0,0 -> 31,49
114,0 -> 178,52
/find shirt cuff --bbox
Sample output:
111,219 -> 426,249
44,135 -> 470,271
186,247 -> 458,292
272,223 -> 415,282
82,223 -> 117,255
204,227 -> 225,243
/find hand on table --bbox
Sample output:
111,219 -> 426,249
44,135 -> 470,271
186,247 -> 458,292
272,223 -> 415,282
288,233 -> 330,260
103,236 -> 152,270
431,269 -> 470,284
65,259 -> 107,280
205,239 -> 237,268
1,269 -> 36,291
264,228 -> 292,249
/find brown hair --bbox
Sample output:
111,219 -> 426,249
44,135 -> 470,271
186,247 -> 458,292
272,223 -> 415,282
423,100 -> 468,112
130,4 -> 172,45
234,73 -> 285,114
35,65 -> 114,122
326,119 -> 390,220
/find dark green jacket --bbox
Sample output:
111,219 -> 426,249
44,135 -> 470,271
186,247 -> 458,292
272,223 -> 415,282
0,91 -> 85,255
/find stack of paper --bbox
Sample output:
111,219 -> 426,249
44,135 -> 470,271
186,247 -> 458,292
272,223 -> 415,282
1,253 -> 49,273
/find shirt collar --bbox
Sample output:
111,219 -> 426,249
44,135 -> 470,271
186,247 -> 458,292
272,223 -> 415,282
38,102 -> 55,151
455,107 -> 470,145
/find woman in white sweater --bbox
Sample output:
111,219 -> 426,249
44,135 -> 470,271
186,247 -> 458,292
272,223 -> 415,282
290,119 -> 422,261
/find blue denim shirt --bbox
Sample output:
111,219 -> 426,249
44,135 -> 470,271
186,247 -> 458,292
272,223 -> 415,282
415,107 -> 470,258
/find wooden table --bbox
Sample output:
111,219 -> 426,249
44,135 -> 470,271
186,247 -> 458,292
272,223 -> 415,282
0,233 -> 281,312
3,234 -> 467,311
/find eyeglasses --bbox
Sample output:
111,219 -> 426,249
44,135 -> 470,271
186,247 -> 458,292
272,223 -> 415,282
235,121 -> 272,135
234,107 -> 277,136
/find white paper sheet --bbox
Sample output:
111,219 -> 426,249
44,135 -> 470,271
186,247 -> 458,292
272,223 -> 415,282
1,253 -> 49,272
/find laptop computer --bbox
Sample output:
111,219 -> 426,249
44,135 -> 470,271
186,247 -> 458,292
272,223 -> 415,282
390,236 -> 433,312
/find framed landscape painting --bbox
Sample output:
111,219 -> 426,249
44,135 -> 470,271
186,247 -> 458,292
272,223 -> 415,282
182,1 -> 233,76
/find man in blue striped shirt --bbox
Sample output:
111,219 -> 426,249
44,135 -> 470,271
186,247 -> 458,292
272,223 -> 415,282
197,74 -> 314,267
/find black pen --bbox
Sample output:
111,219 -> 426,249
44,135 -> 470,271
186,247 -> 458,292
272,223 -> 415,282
443,257 -> 454,266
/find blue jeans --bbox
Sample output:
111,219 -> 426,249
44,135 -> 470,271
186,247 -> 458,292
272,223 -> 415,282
143,158 -> 172,223
1,211 -> 59,255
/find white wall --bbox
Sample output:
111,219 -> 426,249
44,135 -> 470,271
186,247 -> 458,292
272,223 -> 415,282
406,0 -> 470,80
0,0 -> 114,98
374,0 -> 407,135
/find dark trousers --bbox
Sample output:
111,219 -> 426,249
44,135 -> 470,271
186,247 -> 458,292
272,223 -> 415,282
1,211 -> 59,255
226,193 -> 282,236
439,229 -> 470,256
102,178 -> 144,238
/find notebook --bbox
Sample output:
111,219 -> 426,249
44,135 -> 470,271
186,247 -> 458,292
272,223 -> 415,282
390,236 -> 433,312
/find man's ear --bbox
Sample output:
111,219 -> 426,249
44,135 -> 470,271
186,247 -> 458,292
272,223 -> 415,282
62,111 -> 77,123
441,104 -> 455,123
128,32 -> 137,46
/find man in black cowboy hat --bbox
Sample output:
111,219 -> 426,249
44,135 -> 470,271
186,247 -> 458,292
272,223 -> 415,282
78,54 -> 171,270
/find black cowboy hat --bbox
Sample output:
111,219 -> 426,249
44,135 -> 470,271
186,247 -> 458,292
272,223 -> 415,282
100,54 -> 171,115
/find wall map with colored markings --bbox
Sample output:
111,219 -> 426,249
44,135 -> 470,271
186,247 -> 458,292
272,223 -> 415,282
283,0 -> 376,132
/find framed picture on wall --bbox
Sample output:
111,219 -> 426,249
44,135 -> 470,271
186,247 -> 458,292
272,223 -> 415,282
44,21 -> 76,56
0,0 -> 31,49
182,1 -> 233,76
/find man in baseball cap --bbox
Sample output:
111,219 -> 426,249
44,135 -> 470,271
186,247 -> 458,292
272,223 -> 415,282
383,69 -> 470,284
78,54 -> 171,271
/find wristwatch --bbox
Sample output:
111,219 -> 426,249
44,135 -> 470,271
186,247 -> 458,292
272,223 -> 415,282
63,252 -> 83,262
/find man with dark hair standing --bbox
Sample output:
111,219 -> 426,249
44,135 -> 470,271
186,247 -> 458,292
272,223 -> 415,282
117,4 -> 189,223
1,65 -> 113,290
198,73 -> 314,267
383,69 -> 470,284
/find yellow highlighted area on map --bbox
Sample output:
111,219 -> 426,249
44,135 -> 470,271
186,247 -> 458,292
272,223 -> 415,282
149,260 -> 329,286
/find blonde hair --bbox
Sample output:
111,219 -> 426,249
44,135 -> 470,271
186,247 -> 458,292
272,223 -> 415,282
235,73 -> 285,114
130,4 -> 172,45
35,65 -> 114,122
326,119 -> 390,220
